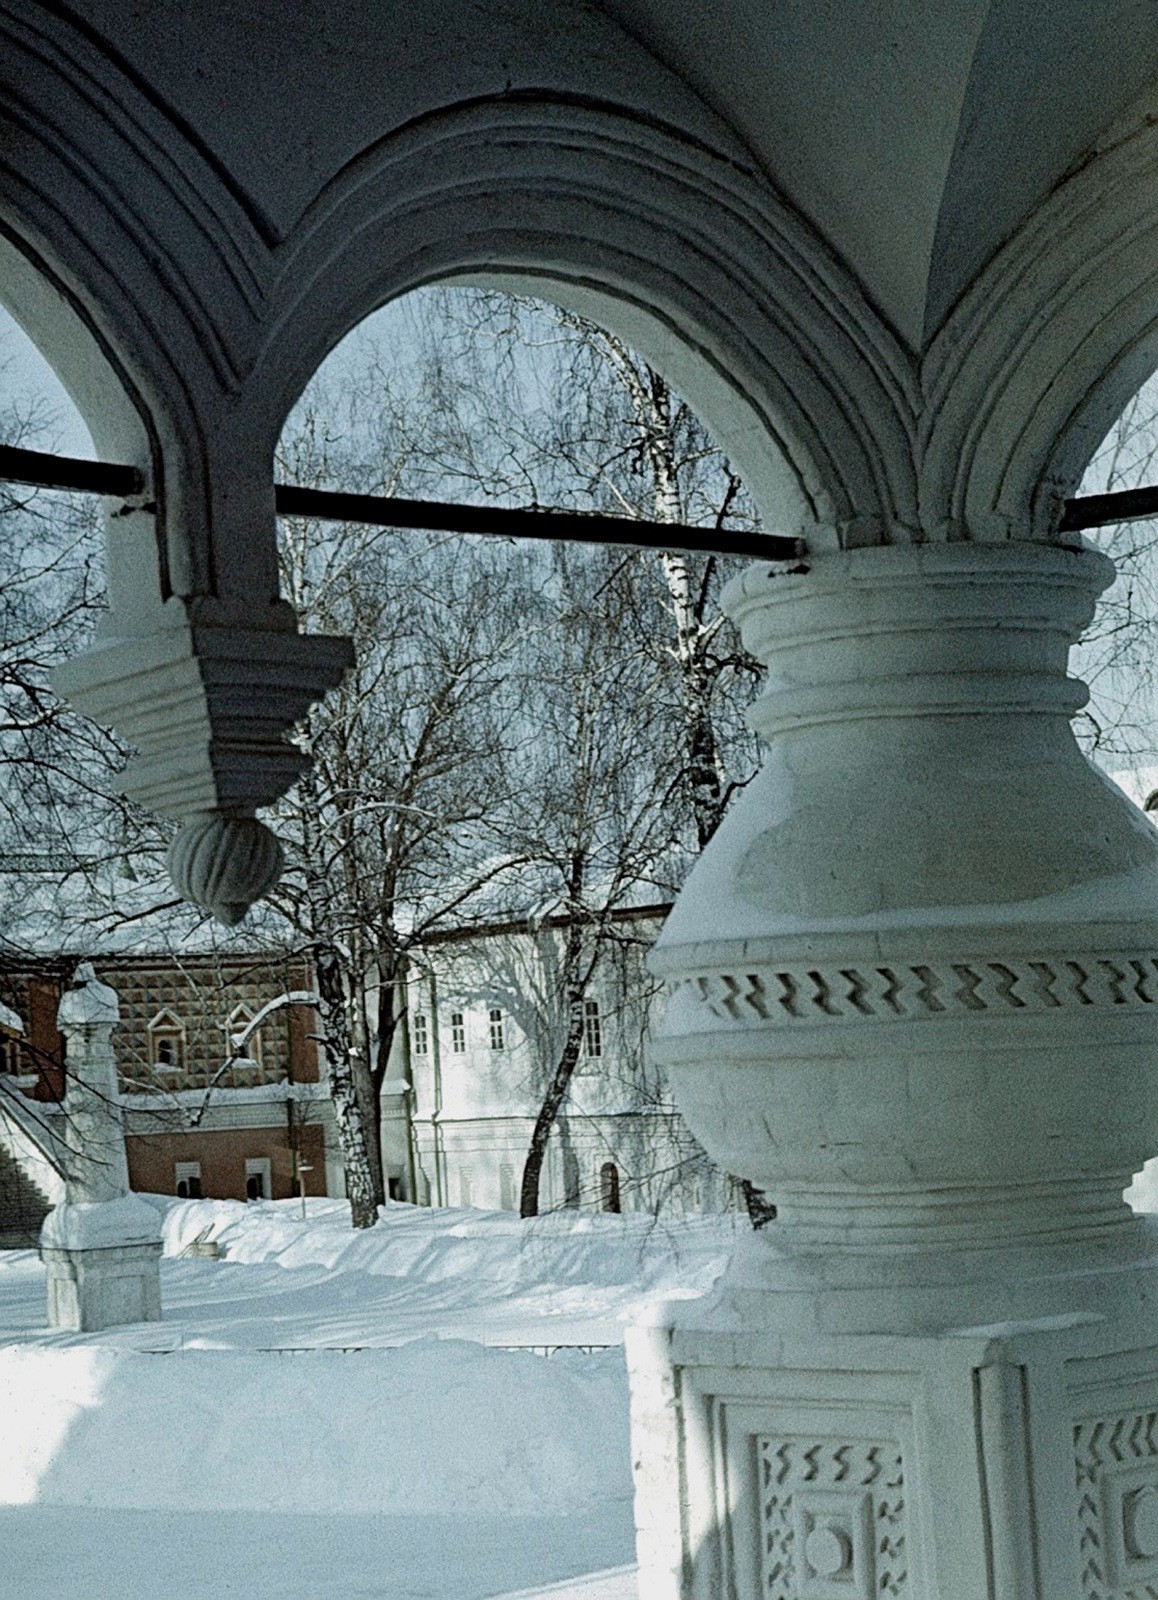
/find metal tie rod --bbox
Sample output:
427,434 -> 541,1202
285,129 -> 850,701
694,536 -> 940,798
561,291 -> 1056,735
0,443 -> 802,561
13,438 -> 1158,547
1060,485 -> 1158,533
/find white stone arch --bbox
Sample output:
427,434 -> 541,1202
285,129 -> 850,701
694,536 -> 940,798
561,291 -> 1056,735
922,89 -> 1158,545
0,226 -> 169,620
255,98 -> 921,550
0,5 -> 284,611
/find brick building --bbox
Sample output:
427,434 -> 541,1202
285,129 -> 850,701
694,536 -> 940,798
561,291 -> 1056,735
0,952 -> 340,1205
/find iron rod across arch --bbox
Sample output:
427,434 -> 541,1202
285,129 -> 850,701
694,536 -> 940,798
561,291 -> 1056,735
0,443 -> 802,561
9,440 -> 1158,545
1058,485 -> 1158,533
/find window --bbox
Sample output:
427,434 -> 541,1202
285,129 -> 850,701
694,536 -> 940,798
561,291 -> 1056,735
600,1161 -> 621,1214
489,1007 -> 505,1051
0,1036 -> 22,1075
228,1005 -> 263,1070
459,1167 -> 473,1207
563,1151 -> 581,1209
450,1011 -> 466,1053
412,1014 -> 429,1055
154,1035 -> 180,1068
175,1161 -> 202,1200
245,1157 -> 272,1202
583,998 -> 602,1058
499,1162 -> 516,1211
149,1010 -> 185,1073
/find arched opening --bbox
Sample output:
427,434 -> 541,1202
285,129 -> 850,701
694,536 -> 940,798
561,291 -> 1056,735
0,239 -> 173,941
272,281 -> 767,1224
0,231 -> 148,468
599,1161 -> 621,1215
1071,369 -> 1158,805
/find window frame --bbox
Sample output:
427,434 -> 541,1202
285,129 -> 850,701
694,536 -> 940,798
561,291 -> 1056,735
245,1156 -> 272,1201
175,1160 -> 202,1199
582,997 -> 602,1059
227,1004 -> 264,1071
148,1009 -> 186,1075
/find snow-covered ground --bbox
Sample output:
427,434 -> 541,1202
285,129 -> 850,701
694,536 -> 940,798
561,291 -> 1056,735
0,1199 -> 739,1600
5,1181 -> 1155,1599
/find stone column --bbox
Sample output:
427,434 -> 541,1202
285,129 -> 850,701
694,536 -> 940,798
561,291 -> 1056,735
40,964 -> 162,1331
628,541 -> 1158,1599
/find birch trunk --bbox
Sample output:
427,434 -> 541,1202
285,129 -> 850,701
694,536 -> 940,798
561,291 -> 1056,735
520,869 -> 588,1218
297,761 -> 382,1229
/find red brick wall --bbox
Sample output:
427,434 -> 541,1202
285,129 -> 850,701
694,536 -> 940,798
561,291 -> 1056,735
126,1122 -> 328,1202
288,989 -> 320,1082
0,955 -> 319,1101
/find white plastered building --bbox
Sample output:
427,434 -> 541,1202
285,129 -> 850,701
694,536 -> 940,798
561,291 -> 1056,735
402,908 -> 730,1217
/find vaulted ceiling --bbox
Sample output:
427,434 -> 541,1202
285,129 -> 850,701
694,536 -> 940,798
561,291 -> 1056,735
65,0 -> 1158,350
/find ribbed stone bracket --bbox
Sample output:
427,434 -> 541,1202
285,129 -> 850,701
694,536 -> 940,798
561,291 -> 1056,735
52,620 -> 352,918
52,622 -> 353,819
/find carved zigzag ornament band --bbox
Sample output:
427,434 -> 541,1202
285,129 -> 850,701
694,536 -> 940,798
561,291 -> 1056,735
687,955 -> 1158,1025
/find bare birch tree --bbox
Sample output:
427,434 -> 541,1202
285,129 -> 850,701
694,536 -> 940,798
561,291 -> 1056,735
361,288 -> 770,1219
509,543 -> 680,1216
271,382 -> 531,1226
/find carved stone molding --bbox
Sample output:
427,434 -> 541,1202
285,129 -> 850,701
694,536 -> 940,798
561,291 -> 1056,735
922,94 -> 1158,545
651,542 -> 1158,1245
683,953 -> 1158,1029
759,1436 -> 907,1600
1076,1407 -> 1158,1599
263,95 -> 920,545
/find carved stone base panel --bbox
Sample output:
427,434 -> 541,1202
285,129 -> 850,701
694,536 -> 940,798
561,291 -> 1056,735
1070,1352 -> 1158,1600
626,1304 -> 1158,1600
757,1435 -> 906,1599
43,1240 -> 163,1333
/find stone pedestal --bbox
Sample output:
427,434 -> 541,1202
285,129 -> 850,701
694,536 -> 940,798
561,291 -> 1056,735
632,542 -> 1158,1599
42,1205 -> 164,1332
40,966 -> 162,1331
627,1258 -> 1158,1600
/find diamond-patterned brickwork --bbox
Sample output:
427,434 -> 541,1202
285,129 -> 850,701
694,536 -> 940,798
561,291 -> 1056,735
98,957 -> 311,1093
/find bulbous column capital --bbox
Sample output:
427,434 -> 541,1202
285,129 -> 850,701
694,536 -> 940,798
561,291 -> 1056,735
653,541 -> 1158,1265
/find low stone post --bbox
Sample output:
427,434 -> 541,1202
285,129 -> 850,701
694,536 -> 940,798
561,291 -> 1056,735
40,963 -> 162,1331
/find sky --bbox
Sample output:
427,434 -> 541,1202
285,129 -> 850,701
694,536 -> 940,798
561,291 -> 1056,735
4,286 -> 1158,784
0,306 -> 94,458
